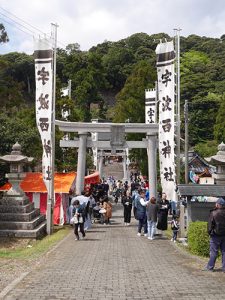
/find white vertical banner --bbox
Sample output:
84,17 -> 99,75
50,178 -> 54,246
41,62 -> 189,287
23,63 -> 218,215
156,41 -> 177,201
34,37 -> 53,195
145,89 -> 156,124
91,120 -> 98,169
60,86 -> 69,97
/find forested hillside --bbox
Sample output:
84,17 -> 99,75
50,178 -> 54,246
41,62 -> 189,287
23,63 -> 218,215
1,28 -> 225,176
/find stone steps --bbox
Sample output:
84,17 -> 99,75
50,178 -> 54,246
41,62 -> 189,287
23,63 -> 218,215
0,220 -> 47,239
0,197 -> 30,206
0,208 -> 40,222
103,162 -> 124,180
0,214 -> 46,230
0,195 -> 47,238
0,202 -> 35,213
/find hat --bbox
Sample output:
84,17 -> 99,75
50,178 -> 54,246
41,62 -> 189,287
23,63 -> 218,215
216,198 -> 225,206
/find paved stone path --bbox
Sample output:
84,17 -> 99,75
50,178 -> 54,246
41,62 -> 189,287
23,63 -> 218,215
2,204 -> 225,300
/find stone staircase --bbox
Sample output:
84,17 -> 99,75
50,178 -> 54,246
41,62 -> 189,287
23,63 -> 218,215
0,197 -> 46,239
102,162 -> 124,180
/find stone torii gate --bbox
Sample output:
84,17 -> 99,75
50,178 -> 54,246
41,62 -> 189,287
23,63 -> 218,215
55,121 -> 158,197
97,149 -> 128,181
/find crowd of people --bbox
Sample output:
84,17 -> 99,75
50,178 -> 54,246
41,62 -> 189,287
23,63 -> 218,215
69,187 -> 113,240
131,187 -> 179,241
69,177 -> 179,242
69,175 -> 225,273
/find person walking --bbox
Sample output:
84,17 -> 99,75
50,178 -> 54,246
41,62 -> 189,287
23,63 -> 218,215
122,190 -> 132,225
146,197 -> 159,240
204,198 -> 225,272
102,196 -> 112,224
72,200 -> 86,241
136,190 -> 149,236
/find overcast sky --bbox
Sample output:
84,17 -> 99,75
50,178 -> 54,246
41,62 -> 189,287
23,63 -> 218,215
1,0 -> 225,54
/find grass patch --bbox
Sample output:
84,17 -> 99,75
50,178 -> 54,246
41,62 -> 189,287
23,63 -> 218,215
0,226 -> 71,259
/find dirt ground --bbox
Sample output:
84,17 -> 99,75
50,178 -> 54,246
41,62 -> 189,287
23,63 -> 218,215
0,237 -> 32,249
0,238 -> 41,294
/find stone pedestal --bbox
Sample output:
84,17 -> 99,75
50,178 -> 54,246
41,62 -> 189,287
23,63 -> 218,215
0,196 -> 46,238
187,201 -> 215,224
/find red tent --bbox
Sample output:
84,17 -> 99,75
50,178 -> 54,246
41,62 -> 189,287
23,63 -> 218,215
0,171 -> 100,224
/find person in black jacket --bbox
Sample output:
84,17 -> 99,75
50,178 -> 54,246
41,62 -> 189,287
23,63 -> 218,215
157,193 -> 170,231
122,190 -> 132,225
204,198 -> 225,272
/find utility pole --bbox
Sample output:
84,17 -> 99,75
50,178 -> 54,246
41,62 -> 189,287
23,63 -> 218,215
68,79 -> 72,99
184,100 -> 189,184
155,80 -> 158,123
174,28 -> 181,184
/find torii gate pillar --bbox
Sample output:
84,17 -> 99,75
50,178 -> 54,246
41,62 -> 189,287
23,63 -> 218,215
76,132 -> 87,194
98,150 -> 104,179
147,135 -> 157,198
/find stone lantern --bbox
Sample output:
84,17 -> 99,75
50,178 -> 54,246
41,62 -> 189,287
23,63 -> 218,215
0,142 -> 33,197
0,142 -> 46,238
209,142 -> 225,185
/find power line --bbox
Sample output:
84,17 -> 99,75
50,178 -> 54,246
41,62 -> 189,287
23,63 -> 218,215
0,6 -> 67,49
0,6 -> 44,35
0,12 -> 35,35
0,16 -> 54,50
0,16 -> 33,38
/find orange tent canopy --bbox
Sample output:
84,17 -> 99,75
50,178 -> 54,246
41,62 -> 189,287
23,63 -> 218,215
0,172 -> 76,193
0,182 -> 11,191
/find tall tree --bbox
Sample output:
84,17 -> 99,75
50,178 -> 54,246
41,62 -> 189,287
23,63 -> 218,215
0,24 -> 9,44
112,60 -> 156,123
214,93 -> 225,143
188,93 -> 220,145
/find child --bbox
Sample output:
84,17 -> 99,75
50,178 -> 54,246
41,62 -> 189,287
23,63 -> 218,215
171,216 -> 179,243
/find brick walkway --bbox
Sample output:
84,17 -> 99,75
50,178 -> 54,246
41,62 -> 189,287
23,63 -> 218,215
2,204 -> 225,300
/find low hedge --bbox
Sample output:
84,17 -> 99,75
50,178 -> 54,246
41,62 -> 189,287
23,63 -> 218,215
187,221 -> 210,257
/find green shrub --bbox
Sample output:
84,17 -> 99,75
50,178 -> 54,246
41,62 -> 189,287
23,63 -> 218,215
188,221 -> 210,257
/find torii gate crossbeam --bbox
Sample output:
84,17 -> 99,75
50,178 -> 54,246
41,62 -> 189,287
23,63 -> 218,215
55,120 -> 158,197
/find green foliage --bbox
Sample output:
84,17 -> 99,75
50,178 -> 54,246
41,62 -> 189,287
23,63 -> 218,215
188,221 -> 210,257
214,93 -> 225,142
194,140 -> 218,157
2,32 -> 225,175
0,109 -> 42,160
0,52 -> 35,108
112,60 -> 156,123
188,93 -> 220,144
181,50 -> 213,101
102,44 -> 135,90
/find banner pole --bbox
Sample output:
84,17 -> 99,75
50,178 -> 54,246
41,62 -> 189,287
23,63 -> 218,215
47,23 -> 58,235
174,28 -> 181,184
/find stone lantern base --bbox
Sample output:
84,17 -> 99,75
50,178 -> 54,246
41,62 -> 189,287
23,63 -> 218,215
0,195 -> 46,239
